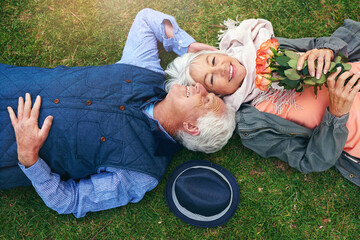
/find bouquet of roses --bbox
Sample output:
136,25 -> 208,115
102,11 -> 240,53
255,38 -> 352,95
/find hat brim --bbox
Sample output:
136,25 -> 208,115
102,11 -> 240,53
165,160 -> 240,228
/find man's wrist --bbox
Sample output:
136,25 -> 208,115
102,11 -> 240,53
18,152 -> 39,168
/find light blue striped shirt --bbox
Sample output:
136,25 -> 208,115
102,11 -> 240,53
20,8 -> 195,218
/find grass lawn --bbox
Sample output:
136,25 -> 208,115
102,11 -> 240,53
1,0 -> 360,239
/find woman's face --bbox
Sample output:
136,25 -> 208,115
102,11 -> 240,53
189,53 -> 246,96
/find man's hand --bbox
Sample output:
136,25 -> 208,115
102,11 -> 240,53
297,48 -> 334,79
327,68 -> 360,117
188,42 -> 218,53
7,93 -> 53,167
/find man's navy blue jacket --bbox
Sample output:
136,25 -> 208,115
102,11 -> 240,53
0,63 -> 181,188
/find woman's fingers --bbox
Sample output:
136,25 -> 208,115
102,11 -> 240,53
327,67 -> 341,90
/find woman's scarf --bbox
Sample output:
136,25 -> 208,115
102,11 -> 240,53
218,18 -> 274,110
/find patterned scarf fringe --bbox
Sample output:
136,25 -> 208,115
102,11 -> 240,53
251,88 -> 303,114
217,18 -> 242,42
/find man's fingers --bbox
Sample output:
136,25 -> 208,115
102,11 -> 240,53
31,95 -> 41,120
17,96 -> 24,120
39,116 -> 53,140
7,106 -> 18,128
24,93 -> 32,118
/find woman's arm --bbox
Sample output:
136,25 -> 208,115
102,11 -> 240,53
236,104 -> 348,173
237,70 -> 360,173
276,37 -> 348,79
276,37 -> 348,56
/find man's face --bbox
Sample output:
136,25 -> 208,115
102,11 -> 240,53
189,53 -> 246,96
167,83 -> 226,122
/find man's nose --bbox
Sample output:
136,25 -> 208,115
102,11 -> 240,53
195,82 -> 209,96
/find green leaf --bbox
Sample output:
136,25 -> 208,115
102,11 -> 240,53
284,69 -> 301,80
284,50 -> 300,60
328,62 -> 336,73
275,55 -> 291,67
281,78 -> 300,89
303,78 -> 316,86
296,83 -> 304,92
343,63 -> 352,71
270,47 -> 277,56
334,56 -> 342,64
316,74 -> 326,84
288,59 -> 298,69
302,65 -> 309,75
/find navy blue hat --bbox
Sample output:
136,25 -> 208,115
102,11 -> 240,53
165,160 -> 240,228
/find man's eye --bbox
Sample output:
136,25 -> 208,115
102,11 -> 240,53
212,57 -> 215,65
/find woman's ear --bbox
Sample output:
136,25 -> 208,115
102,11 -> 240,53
183,121 -> 200,136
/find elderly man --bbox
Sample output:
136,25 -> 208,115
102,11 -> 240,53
0,8 -> 236,217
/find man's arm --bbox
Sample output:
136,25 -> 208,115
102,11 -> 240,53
118,8 -> 215,73
8,93 -> 158,218
19,158 -> 158,218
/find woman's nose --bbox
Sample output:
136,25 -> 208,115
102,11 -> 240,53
214,64 -> 227,76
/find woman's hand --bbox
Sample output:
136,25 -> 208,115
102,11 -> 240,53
327,68 -> 360,117
188,42 -> 218,53
7,93 -> 53,167
297,48 -> 334,79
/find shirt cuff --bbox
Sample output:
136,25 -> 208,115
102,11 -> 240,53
18,157 -> 52,184
323,107 -> 349,127
163,29 -> 196,56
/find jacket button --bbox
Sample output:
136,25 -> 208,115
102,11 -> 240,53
126,79 -> 131,83
54,98 -> 60,104
100,137 -> 106,142
86,100 -> 92,105
243,133 -> 249,137
120,105 -> 125,111
349,174 -> 354,178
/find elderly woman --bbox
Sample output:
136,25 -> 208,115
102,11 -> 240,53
165,19 -> 360,186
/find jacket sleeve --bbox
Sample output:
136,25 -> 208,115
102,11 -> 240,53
276,37 -> 348,57
236,104 -> 349,173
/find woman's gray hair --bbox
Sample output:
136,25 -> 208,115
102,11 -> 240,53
173,104 -> 236,154
165,50 -> 226,92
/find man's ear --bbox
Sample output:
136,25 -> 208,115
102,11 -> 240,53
183,121 -> 200,136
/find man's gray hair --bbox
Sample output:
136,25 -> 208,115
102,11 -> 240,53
165,50 -> 226,92
174,104 -> 236,154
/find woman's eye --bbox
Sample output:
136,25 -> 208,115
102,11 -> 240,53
210,76 -> 213,85
212,57 -> 215,65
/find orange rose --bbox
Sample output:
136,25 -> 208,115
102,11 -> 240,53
256,64 -> 271,74
257,38 -> 279,57
255,74 -> 272,91
256,53 -> 269,65
256,53 -> 271,74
